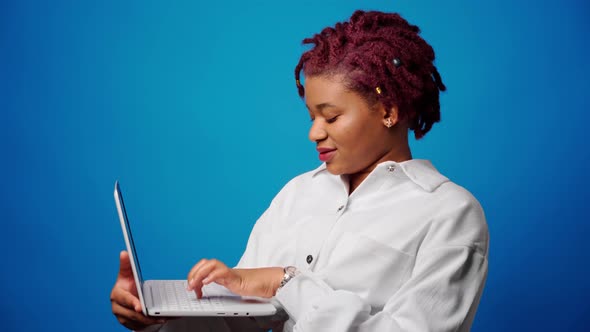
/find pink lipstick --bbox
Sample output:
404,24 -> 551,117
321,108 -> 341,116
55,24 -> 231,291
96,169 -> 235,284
317,147 -> 336,162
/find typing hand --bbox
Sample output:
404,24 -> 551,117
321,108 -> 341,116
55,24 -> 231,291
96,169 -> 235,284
186,259 -> 283,299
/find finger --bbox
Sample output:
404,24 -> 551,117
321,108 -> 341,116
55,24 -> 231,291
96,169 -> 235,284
114,251 -> 141,298
191,260 -> 228,298
119,250 -> 134,278
187,258 -> 213,281
190,262 -> 217,296
189,259 -> 224,290
111,285 -> 141,312
188,259 -> 221,290
112,301 -> 165,329
202,267 -> 232,285
113,301 -> 164,327
196,286 -> 203,299
186,258 -> 209,289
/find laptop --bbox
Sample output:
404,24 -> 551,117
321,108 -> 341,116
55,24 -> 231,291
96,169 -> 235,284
113,181 -> 277,317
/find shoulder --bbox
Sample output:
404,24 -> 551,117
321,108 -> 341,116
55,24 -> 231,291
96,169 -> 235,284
435,181 -> 484,217
431,183 -> 489,256
402,160 -> 488,255
400,159 -> 483,213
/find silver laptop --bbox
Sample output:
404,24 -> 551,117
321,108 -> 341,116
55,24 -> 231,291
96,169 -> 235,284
114,181 -> 277,317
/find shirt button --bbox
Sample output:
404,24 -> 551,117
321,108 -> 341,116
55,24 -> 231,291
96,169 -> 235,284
337,205 -> 344,212
387,165 -> 396,172
306,255 -> 313,264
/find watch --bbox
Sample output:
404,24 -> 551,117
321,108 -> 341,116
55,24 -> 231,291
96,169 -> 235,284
278,266 -> 300,290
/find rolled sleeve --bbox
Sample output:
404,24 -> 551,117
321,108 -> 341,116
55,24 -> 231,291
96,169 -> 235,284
274,271 -> 333,321
272,245 -> 487,331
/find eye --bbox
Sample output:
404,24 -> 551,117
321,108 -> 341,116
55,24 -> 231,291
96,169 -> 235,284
326,116 -> 339,124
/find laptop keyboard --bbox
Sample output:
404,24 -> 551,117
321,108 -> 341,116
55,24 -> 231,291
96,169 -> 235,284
150,280 -> 225,312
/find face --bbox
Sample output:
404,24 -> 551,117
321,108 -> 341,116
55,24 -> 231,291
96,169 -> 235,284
305,75 -> 397,179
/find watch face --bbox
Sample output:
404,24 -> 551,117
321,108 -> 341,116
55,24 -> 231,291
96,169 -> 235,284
279,266 -> 300,290
285,266 -> 297,276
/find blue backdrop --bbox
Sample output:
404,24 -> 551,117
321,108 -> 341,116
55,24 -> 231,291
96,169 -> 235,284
1,0 -> 588,330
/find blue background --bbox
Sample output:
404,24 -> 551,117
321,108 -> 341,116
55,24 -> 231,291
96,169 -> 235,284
1,0 -> 589,330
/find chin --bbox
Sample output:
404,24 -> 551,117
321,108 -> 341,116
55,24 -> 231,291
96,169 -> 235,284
325,163 -> 347,175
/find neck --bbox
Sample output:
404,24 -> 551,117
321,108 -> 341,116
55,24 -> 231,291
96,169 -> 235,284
348,143 -> 412,194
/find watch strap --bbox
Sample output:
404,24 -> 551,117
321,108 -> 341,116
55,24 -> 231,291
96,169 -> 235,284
278,266 -> 299,290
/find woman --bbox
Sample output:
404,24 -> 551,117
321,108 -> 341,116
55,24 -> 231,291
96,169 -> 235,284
111,10 -> 489,332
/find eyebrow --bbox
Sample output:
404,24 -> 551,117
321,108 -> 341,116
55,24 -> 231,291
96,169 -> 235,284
306,103 -> 338,112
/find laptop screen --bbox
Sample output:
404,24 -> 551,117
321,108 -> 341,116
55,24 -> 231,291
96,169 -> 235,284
115,181 -> 145,287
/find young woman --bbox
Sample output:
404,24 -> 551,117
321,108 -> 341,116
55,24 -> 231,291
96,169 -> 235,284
111,10 -> 489,332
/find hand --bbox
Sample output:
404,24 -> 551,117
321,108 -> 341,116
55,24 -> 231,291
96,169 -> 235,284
186,259 -> 284,299
110,251 -> 166,330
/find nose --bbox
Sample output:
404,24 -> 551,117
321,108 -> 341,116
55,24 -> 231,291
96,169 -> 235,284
308,119 -> 327,142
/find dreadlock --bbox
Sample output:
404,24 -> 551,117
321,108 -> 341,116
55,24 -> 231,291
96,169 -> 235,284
295,10 -> 446,139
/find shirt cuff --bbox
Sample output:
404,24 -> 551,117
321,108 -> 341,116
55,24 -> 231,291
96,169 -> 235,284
274,271 -> 332,321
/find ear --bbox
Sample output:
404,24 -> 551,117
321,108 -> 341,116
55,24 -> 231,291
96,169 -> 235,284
382,105 -> 399,127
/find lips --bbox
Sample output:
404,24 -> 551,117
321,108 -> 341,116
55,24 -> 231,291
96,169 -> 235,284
317,147 -> 336,162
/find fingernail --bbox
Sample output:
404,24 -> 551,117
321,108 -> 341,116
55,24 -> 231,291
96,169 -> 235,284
187,278 -> 193,290
202,277 -> 210,284
158,319 -> 167,324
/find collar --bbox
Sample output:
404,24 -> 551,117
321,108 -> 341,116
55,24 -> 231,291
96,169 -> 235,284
396,159 -> 449,192
311,159 -> 449,193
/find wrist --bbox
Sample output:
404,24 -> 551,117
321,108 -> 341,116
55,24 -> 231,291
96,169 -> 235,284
271,267 -> 285,296
276,266 -> 300,294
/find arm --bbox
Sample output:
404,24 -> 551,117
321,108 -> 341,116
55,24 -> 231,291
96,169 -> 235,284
185,243 -> 487,332
275,195 -> 489,331
188,178 -> 489,331
276,245 -> 487,331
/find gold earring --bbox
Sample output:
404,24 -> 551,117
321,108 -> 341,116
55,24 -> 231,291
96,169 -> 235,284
385,118 -> 393,128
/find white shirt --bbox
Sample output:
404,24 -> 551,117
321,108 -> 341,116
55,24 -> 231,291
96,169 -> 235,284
146,159 -> 489,332
238,159 -> 489,331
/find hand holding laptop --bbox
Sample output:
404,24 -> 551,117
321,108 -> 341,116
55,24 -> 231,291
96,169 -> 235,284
110,251 -> 167,331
